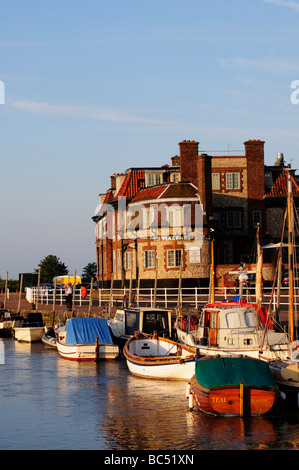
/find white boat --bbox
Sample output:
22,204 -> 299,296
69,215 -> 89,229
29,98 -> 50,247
268,170 -> 299,398
13,312 -> 45,342
123,332 -> 197,380
176,301 -> 290,361
56,317 -> 119,361
0,311 -> 13,337
42,326 -> 57,348
108,307 -> 173,348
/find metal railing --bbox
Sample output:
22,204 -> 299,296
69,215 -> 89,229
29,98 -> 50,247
24,285 -> 296,310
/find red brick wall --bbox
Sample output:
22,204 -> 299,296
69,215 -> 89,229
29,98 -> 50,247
244,139 -> 266,232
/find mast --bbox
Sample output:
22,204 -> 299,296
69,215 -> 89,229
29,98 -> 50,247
255,224 -> 263,308
287,170 -> 294,342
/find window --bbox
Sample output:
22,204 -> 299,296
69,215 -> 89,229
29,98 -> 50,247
166,249 -> 182,268
148,173 -> 161,186
125,252 -> 132,270
168,206 -> 182,227
227,211 -> 242,228
226,172 -> 240,190
170,172 -> 180,183
212,173 -> 220,190
252,210 -> 262,228
144,250 -> 155,268
213,211 -> 221,228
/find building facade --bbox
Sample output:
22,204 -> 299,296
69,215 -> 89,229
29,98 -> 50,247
93,138 -> 298,288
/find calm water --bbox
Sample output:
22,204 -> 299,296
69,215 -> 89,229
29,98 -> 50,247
0,337 -> 298,451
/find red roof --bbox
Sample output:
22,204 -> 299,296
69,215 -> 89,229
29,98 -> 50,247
267,169 -> 299,198
131,184 -> 168,202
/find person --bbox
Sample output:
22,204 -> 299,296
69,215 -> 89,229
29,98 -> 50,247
65,282 -> 73,310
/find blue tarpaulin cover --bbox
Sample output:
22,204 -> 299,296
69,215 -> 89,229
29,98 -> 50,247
65,317 -> 114,345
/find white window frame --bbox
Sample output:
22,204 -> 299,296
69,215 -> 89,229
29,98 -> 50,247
226,172 -> 240,190
166,249 -> 183,268
212,173 -> 220,190
147,173 -> 161,187
144,250 -> 156,269
125,251 -> 132,270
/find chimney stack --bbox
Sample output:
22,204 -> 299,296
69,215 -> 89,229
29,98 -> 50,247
179,140 -> 199,188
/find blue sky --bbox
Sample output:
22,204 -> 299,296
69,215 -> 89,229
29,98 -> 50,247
1,0 -> 299,279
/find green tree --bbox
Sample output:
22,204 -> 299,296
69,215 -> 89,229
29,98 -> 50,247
81,262 -> 97,282
35,255 -> 68,284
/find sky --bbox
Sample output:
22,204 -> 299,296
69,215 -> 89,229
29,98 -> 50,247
1,0 -> 299,280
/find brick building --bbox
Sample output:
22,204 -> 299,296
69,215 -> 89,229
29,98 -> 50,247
93,138 -> 298,288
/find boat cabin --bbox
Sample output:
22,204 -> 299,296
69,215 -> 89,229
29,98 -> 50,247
178,304 -> 288,352
108,307 -> 173,341
198,306 -> 259,348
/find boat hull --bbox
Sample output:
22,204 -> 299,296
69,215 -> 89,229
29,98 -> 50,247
56,340 -> 119,361
123,335 -> 196,380
269,360 -> 299,393
189,356 -> 276,416
14,327 -> 45,342
190,376 -> 276,416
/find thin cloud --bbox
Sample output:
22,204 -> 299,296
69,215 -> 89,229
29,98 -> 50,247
219,56 -> 299,72
10,99 -> 179,126
262,0 -> 299,12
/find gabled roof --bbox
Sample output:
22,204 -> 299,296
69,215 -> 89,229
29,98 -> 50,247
266,169 -> 299,198
130,182 -> 199,203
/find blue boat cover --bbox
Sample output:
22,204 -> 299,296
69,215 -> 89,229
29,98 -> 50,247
65,317 -> 114,345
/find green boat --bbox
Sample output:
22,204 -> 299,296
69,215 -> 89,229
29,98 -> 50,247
188,356 -> 276,416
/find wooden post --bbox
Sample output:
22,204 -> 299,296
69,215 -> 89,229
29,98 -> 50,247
128,268 -> 133,307
240,382 -> 244,417
95,337 -> 99,361
36,266 -> 41,311
72,269 -> 77,313
108,273 -> 114,318
53,279 -> 57,313
18,274 -> 23,312
154,257 -> 158,308
4,272 -> 8,310
88,277 -> 94,316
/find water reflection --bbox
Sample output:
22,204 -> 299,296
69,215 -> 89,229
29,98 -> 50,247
0,338 -> 298,450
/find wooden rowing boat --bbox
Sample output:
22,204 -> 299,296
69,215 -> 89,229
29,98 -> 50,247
188,356 -> 276,416
123,332 -> 198,380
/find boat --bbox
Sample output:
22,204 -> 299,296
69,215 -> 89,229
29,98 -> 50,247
176,301 -> 290,361
268,170 -> 299,399
42,326 -> 57,348
56,317 -> 119,361
13,312 -> 45,342
0,310 -> 14,337
108,307 -> 174,348
187,356 -> 277,417
123,332 -> 198,380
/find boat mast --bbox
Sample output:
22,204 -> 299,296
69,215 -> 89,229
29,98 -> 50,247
287,170 -> 294,342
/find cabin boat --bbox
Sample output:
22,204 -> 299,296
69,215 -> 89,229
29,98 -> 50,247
123,332 -> 197,381
13,312 -> 45,342
0,311 -> 14,337
176,301 -> 290,361
56,317 -> 119,361
108,307 -> 173,348
188,356 -> 277,417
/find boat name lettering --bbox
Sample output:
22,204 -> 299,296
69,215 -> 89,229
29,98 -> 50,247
211,397 -> 227,403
